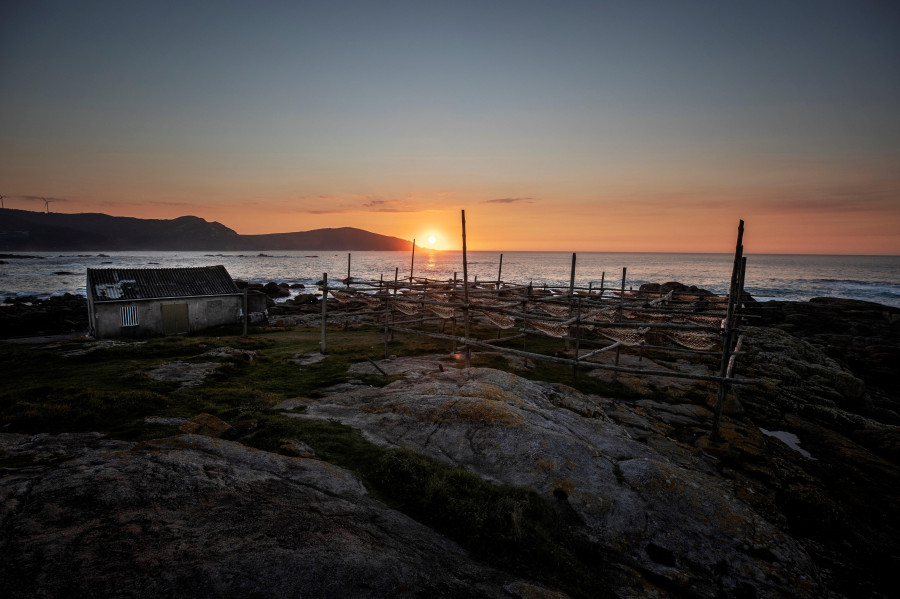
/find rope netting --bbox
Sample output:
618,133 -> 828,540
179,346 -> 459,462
582,308 -> 618,324
392,300 -> 419,316
526,319 -> 570,338
665,330 -> 720,350
534,302 -> 571,318
480,309 -> 516,329
330,290 -> 381,307
593,326 -> 651,346
321,275 -> 734,366
427,304 -> 456,319
682,314 -> 724,327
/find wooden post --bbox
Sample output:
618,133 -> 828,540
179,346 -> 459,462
614,267 -> 626,380
393,267 -> 399,295
497,253 -> 503,289
383,294 -> 390,358
599,272 -> 605,300
451,316 -> 457,353
346,253 -> 351,288
410,239 -> 416,283
568,252 -> 577,299
572,298 -> 582,382
461,210 -> 470,368
320,272 -> 328,354
711,220 -> 744,442
242,288 -> 248,337
566,252 -> 576,350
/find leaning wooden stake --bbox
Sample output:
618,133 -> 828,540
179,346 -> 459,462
461,210 -> 471,368
711,220 -> 745,442
497,254 -> 503,289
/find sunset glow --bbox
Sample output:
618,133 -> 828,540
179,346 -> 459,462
1,2 -> 897,255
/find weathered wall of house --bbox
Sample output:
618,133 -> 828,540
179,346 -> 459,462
92,295 -> 242,338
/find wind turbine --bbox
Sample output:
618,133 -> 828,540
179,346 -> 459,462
0,194 -> 5,209
43,197 -> 53,213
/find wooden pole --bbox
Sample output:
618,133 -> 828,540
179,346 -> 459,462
320,272 -> 328,354
242,288 -> 248,337
711,220 -> 744,442
346,253 -> 351,288
393,267 -> 399,295
497,253 -> 503,289
566,252 -> 576,350
461,210 -> 470,368
614,267 -> 626,380
599,272 -> 605,299
568,252 -> 577,299
383,295 -> 390,358
410,239 -> 416,283
572,298 -> 582,381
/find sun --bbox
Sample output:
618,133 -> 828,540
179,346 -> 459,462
419,230 -> 446,250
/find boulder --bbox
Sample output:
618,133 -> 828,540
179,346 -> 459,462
297,367 -> 826,598
638,281 -> 714,297
0,432 -> 551,598
262,282 -> 291,298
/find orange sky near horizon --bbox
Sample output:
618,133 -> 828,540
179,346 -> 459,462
4,188 -> 898,255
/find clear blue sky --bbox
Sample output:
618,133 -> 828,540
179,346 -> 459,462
2,1 -> 898,253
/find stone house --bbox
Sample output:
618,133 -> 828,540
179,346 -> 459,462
86,266 -> 243,338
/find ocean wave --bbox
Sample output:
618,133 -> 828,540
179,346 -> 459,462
811,278 -> 896,286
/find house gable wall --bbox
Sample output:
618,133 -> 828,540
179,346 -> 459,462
92,295 -> 242,338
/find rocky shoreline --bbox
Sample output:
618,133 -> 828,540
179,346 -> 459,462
1,290 -> 897,598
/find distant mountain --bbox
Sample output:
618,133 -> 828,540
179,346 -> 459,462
0,209 -> 414,251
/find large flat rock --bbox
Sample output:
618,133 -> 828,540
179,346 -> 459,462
296,367 -> 826,598
0,432 -> 554,598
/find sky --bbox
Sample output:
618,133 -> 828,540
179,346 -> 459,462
2,0 -> 899,254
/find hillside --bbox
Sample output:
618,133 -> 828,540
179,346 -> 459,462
0,209 -> 413,251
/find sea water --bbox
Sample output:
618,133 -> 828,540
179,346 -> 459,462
1,251 -> 898,308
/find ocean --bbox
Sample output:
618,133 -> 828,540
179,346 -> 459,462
1,251 -> 899,308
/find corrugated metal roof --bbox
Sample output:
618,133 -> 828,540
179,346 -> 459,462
87,265 -> 240,302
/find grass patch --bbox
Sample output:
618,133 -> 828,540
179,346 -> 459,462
2,386 -> 169,434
